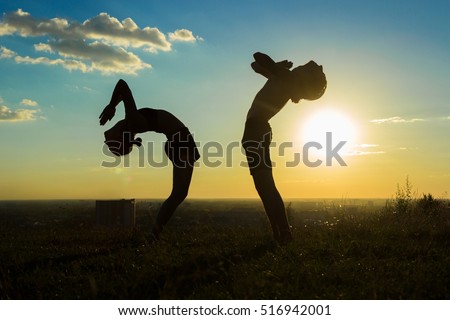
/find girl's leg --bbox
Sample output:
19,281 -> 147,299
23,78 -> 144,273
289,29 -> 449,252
252,169 -> 292,244
150,164 -> 194,240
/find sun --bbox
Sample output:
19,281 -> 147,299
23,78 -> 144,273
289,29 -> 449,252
299,108 -> 357,153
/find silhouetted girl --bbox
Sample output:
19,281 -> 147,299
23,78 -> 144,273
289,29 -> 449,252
99,79 -> 200,241
242,52 -> 326,244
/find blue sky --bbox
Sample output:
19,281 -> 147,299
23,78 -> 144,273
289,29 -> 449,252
0,0 -> 449,199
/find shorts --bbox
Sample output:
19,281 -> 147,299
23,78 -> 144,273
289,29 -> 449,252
241,118 -> 272,175
164,127 -> 200,168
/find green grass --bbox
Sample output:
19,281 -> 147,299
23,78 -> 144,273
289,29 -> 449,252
0,198 -> 448,299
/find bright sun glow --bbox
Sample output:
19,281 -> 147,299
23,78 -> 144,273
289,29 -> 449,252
299,109 -> 357,153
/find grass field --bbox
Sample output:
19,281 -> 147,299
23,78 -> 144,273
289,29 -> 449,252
0,197 -> 449,299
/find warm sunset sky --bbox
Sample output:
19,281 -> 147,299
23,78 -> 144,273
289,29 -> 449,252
0,0 -> 449,200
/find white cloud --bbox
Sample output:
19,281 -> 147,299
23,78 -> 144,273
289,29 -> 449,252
370,116 -> 424,124
64,84 -> 95,92
34,43 -> 53,53
0,46 -> 16,58
13,54 -> 91,73
0,9 -> 201,75
81,13 -> 172,51
345,150 -> 385,156
358,144 -> 379,148
0,105 -> 39,121
20,99 -> 38,107
345,143 -> 385,156
169,29 -> 197,42
41,39 -> 151,74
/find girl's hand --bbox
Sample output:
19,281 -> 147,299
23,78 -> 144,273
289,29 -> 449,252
276,60 -> 293,69
99,104 -> 116,125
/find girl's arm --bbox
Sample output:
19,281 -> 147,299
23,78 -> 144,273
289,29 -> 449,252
99,79 -> 137,125
99,79 -> 148,133
251,52 -> 292,79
